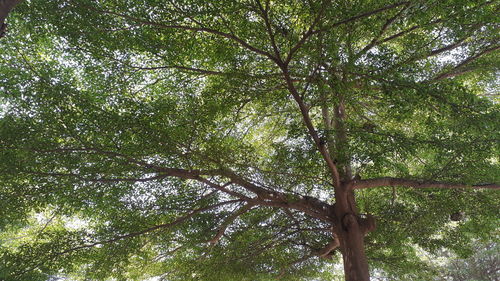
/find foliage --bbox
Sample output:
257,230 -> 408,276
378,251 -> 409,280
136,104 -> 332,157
0,0 -> 499,280
437,242 -> 500,281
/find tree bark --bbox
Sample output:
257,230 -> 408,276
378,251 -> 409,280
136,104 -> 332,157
333,185 -> 371,281
0,0 -> 23,37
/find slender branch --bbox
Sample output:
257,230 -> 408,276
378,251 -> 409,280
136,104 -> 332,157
86,6 -> 278,62
255,0 -> 282,61
432,44 -> 500,81
377,1 -> 496,46
256,199 -> 332,222
16,199 -> 242,277
285,0 -> 328,65
317,1 -> 410,33
63,200 -> 242,254
131,64 -> 226,75
356,4 -> 409,58
208,203 -> 255,244
283,209 -> 308,246
33,147 -> 169,172
277,253 -> 315,279
378,23 -> 423,44
352,177 -> 500,190
129,63 -> 282,80
387,31 -> 478,73
27,171 -> 170,183
427,37 -> 469,57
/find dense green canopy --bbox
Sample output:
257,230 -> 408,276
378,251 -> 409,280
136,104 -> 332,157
0,0 -> 498,280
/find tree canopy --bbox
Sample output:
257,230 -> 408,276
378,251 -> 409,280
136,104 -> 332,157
0,0 -> 499,280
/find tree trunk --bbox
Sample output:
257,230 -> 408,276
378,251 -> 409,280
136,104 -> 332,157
333,186 -> 370,281
0,0 -> 23,37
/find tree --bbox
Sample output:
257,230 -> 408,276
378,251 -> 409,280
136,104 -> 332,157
438,242 -> 500,281
0,0 -> 498,280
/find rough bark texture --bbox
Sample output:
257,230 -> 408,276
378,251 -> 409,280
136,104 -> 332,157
0,0 -> 22,37
333,185 -> 372,281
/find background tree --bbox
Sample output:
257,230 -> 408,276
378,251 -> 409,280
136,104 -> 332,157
0,0 -> 499,280
437,242 -> 500,281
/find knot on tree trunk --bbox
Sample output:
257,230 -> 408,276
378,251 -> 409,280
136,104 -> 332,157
341,213 -> 358,231
341,213 -> 376,234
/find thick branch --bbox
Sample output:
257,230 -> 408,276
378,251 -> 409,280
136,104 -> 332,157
280,66 -> 341,188
217,171 -> 332,221
352,177 -> 500,190
31,147 -> 333,221
315,235 -> 340,258
0,0 -> 22,37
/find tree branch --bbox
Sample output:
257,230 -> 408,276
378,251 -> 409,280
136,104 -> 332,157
86,5 -> 278,62
17,199 -> 242,277
377,1 -> 496,46
356,4 -> 409,58
284,0 -> 328,65
208,203 -> 255,244
314,234 -> 340,258
277,235 -> 339,278
317,1 -> 410,33
352,177 -> 500,190
27,171 -> 170,183
31,147 -> 334,221
432,44 -> 500,81
130,64 -> 227,75
216,171 -> 333,221
64,199 -> 242,254
255,0 -> 282,61
129,63 -> 282,80
280,66 -> 341,188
